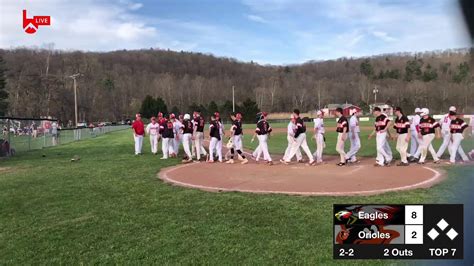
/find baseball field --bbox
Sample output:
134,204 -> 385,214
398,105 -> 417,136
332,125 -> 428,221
1,122 -> 473,264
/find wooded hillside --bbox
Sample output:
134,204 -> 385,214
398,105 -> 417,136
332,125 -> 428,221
0,47 -> 472,122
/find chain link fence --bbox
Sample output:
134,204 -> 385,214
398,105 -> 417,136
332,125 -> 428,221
1,117 -> 130,157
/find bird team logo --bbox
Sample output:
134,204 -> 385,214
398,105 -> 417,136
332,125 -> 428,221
22,10 -> 51,34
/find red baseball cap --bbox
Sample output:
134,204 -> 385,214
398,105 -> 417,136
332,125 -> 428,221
214,112 -> 220,117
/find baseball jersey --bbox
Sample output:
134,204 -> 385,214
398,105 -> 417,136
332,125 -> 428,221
349,115 -> 360,133
173,120 -> 184,135
450,118 -> 468,134
393,115 -> 410,134
256,120 -> 272,135
209,120 -> 221,140
410,114 -> 420,132
158,118 -> 166,134
231,119 -> 243,135
287,122 -> 296,137
146,122 -> 160,136
161,120 -> 174,138
313,118 -> 325,134
194,116 -> 205,132
419,116 -> 440,135
132,120 -> 145,135
183,119 -> 194,134
294,117 -> 306,138
439,114 -> 452,132
374,114 -> 390,132
336,116 -> 348,133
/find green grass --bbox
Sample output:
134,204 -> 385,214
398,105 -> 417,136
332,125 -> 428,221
0,129 -> 473,264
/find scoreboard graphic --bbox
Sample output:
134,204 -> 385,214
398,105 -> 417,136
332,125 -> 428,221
333,204 -> 463,259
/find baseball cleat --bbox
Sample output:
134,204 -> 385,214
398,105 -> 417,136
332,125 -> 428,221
433,160 -> 441,164
160,157 -> 167,160
396,162 -> 409,166
337,162 -> 346,166
417,161 -> 425,165
208,160 -> 214,163
373,163 -> 383,167
226,159 -> 234,164
241,158 -> 249,165
267,161 -> 273,166
279,159 -> 289,165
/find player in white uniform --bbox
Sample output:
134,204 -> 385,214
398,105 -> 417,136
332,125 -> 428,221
436,106 -> 456,158
172,114 -> 184,156
345,109 -> 361,163
181,114 -> 194,163
281,109 -> 315,165
284,116 -> 302,162
145,116 -> 160,155
369,107 -> 393,166
409,108 -> 422,161
312,110 -> 325,163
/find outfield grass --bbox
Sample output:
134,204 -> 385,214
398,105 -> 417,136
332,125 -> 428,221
0,129 -> 473,264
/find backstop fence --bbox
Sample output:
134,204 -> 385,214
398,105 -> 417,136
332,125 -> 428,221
0,117 -> 130,157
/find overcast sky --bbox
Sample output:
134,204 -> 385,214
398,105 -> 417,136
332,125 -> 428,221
0,0 -> 470,64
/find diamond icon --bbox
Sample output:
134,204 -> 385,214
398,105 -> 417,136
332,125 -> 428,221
428,228 -> 439,240
446,228 -> 458,240
437,219 -> 449,231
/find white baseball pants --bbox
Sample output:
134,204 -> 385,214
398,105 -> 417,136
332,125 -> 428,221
233,135 -> 243,150
134,135 -> 143,155
284,135 -> 302,161
193,132 -> 206,160
182,133 -> 193,159
149,134 -> 158,154
256,134 -> 272,162
285,133 -> 313,163
375,132 -> 392,165
436,130 -> 451,158
419,133 -> 439,163
209,137 -> 222,162
173,133 -> 183,155
410,130 -> 420,156
396,133 -> 409,163
161,138 -> 173,159
449,133 -> 469,163
345,132 -> 361,162
313,133 -> 324,163
335,133 -> 346,163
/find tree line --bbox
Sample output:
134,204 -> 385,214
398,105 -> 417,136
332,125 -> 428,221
0,47 -> 473,122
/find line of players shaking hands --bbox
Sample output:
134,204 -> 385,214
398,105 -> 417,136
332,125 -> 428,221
131,106 -> 471,167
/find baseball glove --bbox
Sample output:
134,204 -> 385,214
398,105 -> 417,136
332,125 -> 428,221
226,138 -> 234,149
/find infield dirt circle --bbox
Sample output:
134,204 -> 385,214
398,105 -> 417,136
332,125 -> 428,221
159,152 -> 445,196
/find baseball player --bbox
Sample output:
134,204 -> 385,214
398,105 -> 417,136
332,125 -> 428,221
281,109 -> 315,165
208,114 -> 223,163
436,106 -> 457,158
392,107 -> 411,166
227,112 -> 249,164
181,114 -> 194,163
131,113 -> 145,155
345,109 -> 361,164
334,107 -> 348,166
160,115 -> 175,159
172,114 -> 184,156
192,111 -> 207,161
417,108 -> 440,164
368,107 -> 393,166
252,112 -> 273,165
215,112 -> 225,162
312,110 -> 325,163
145,116 -> 160,155
284,115 -> 302,162
408,108 -> 422,161
447,111 -> 470,164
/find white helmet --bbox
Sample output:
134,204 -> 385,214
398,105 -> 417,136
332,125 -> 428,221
184,114 -> 191,120
448,106 -> 456,112
415,107 -> 421,113
420,108 -> 429,116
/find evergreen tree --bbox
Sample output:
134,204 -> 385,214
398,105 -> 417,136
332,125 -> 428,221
207,101 -> 219,114
139,95 -> 157,118
360,59 -> 374,79
238,98 -> 260,122
155,97 -> 168,115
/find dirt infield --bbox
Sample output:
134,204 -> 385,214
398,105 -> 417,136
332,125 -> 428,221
158,155 -> 445,196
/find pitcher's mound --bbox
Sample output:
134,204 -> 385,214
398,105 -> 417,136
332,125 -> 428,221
158,157 -> 444,196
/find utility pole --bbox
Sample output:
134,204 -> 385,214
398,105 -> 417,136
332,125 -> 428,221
232,85 -> 235,112
373,86 -> 379,105
68,73 -> 81,127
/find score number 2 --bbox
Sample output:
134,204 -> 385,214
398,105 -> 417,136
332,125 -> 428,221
339,248 -> 354,257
